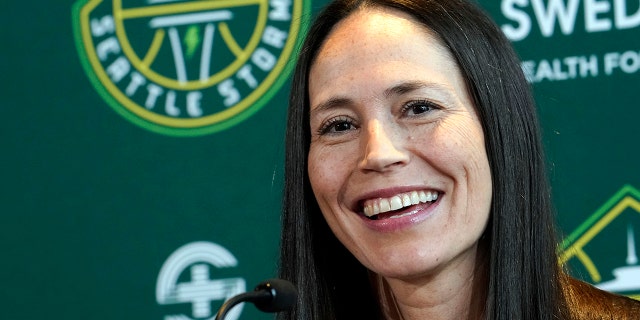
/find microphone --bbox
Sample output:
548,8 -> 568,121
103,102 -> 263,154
215,278 -> 297,320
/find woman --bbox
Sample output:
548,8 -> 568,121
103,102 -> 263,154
278,0 -> 640,319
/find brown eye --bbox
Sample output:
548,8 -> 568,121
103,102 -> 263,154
332,121 -> 353,132
403,100 -> 439,116
318,116 -> 358,135
411,104 -> 430,114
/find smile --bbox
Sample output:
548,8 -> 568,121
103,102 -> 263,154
362,190 -> 439,219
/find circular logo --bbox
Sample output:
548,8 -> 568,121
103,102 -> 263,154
156,241 -> 246,320
73,0 -> 309,136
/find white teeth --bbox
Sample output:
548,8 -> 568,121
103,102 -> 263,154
362,190 -> 439,218
402,194 -> 412,207
380,199 -> 391,212
390,196 -> 403,211
419,191 -> 428,202
364,206 -> 372,217
410,191 -> 420,205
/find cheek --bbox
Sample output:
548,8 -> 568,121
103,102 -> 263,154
307,149 -> 325,193
415,117 -> 492,203
411,120 -> 482,170
436,117 -> 488,169
307,146 -> 344,201
457,124 -> 491,187
447,120 -> 493,219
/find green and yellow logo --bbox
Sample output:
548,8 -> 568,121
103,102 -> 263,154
560,185 -> 640,299
73,0 -> 309,136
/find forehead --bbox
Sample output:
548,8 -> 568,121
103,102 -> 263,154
309,6 -> 467,106
315,7 -> 445,62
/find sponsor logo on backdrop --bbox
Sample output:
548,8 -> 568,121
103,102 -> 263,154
73,0 -> 308,136
156,241 -> 246,320
560,185 -> 640,299
499,0 -> 640,83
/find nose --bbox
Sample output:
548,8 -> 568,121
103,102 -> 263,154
358,119 -> 409,172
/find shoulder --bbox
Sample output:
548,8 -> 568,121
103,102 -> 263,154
563,276 -> 640,319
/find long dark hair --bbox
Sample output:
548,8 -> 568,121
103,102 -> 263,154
279,0 -> 565,319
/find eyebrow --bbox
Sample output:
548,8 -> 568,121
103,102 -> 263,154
384,80 -> 453,99
310,97 -> 354,115
310,80 -> 455,115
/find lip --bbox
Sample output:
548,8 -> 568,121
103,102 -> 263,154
359,194 -> 441,232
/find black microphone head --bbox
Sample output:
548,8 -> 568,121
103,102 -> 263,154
253,278 -> 298,313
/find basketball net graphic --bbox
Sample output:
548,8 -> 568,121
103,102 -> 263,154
74,0 -> 307,135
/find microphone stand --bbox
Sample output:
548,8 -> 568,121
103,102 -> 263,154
215,279 -> 297,320
215,289 -> 272,320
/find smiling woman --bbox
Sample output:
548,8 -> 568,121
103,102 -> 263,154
278,0 -> 640,319
307,9 -> 492,293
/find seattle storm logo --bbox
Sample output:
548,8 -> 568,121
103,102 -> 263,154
72,0 -> 308,136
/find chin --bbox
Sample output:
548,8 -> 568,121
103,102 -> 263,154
367,243 -> 479,282
365,252 -> 443,280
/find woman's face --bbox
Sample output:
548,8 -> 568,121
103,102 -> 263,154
307,7 -> 493,280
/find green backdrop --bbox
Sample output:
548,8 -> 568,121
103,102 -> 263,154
2,0 -> 639,319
